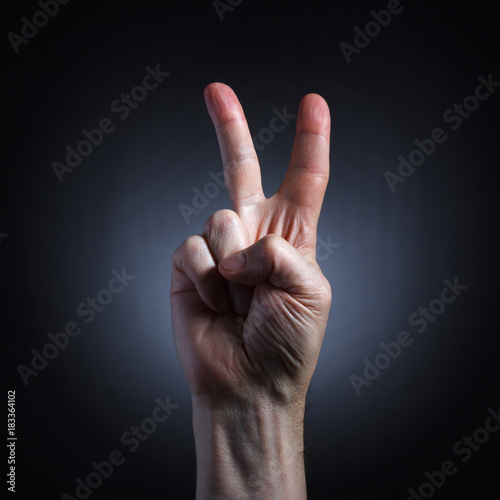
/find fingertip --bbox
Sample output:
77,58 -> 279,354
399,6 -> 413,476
203,82 -> 221,117
203,81 -> 227,102
297,93 -> 331,138
219,251 -> 247,273
203,82 -> 242,126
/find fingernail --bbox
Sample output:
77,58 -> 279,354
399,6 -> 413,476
234,289 -> 253,316
220,252 -> 247,272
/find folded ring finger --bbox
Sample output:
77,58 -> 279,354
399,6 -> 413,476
202,209 -> 254,315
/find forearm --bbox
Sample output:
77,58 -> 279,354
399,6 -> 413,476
192,392 -> 308,500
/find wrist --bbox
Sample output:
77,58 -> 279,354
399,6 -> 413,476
192,391 -> 307,500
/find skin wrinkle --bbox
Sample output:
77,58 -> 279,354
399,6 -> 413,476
271,307 -> 311,368
214,115 -> 246,130
234,192 -> 266,211
223,152 -> 260,172
256,206 -> 314,255
294,129 -> 330,145
245,299 -> 306,378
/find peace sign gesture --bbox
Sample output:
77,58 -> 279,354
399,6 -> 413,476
171,83 -> 331,406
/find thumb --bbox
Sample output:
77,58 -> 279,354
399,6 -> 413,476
219,234 -> 330,302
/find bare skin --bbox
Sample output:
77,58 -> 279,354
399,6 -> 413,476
171,82 -> 331,499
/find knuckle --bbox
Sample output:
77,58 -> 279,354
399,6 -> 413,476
260,234 -> 287,259
173,235 -> 205,265
258,234 -> 288,269
224,152 -> 258,175
316,275 -> 332,308
184,234 -> 205,252
262,233 -> 284,249
202,209 -> 238,235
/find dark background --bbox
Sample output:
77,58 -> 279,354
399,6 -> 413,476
2,0 -> 499,498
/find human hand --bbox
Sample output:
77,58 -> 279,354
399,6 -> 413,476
170,82 -> 331,499
171,83 -> 331,408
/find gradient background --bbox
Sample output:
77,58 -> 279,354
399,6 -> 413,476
2,0 -> 499,498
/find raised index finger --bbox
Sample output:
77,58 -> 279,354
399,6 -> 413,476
204,83 -> 265,213
278,93 -> 331,224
